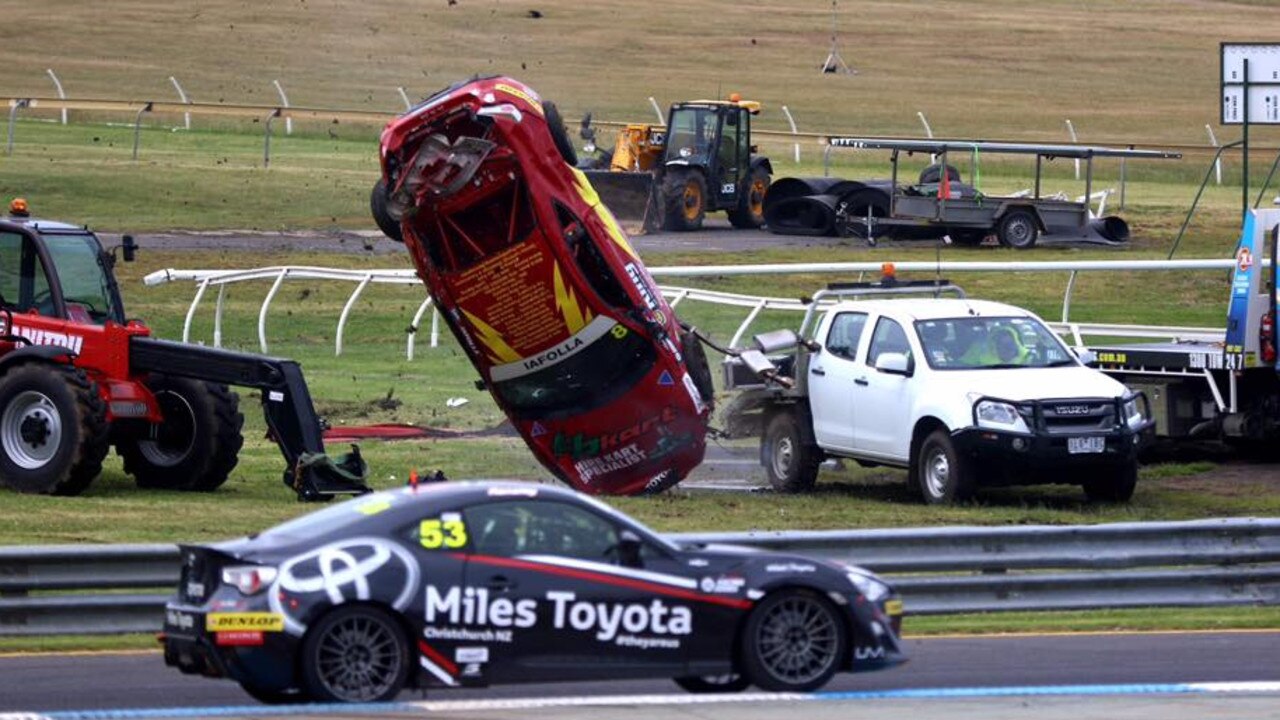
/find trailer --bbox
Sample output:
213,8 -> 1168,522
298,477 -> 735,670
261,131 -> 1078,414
1086,209 -> 1279,449
822,138 -> 1181,248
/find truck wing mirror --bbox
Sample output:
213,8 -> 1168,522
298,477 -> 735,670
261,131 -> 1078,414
122,234 -> 137,262
874,351 -> 913,376
1075,349 -> 1097,366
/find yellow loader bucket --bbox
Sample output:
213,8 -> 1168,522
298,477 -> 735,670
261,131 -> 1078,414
583,170 -> 661,234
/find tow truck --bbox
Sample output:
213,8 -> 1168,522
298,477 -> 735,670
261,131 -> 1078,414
1086,209 -> 1279,449
0,199 -> 368,499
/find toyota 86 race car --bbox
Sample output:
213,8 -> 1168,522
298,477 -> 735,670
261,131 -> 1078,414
163,481 -> 906,703
372,76 -> 714,496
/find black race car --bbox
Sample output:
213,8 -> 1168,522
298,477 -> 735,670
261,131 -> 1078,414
162,481 -> 905,703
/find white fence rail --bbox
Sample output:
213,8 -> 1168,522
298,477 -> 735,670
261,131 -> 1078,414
144,258 -> 1246,359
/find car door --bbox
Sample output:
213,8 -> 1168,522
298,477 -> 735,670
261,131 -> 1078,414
851,315 -> 916,461
808,311 -> 869,451
459,498 -> 687,683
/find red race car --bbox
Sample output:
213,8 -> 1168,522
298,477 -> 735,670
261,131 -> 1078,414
373,76 -> 714,495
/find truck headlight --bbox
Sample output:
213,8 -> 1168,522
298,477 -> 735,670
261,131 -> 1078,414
1122,394 -> 1145,429
971,397 -> 1031,433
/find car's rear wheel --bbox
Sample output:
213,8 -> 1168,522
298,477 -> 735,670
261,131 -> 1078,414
916,429 -> 975,504
300,605 -> 411,703
740,589 -> 846,692
762,411 -> 820,493
1083,460 -> 1138,502
674,673 -> 752,693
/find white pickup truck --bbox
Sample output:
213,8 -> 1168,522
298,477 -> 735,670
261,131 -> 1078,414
724,280 -> 1154,503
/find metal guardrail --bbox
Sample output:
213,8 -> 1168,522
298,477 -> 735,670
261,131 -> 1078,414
2,518 -> 1278,636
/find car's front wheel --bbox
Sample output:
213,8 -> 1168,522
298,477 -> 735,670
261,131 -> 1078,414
674,673 -> 752,693
916,429 -> 975,504
300,605 -> 411,703
740,589 -> 847,692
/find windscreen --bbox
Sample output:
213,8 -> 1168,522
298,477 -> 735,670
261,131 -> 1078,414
663,107 -> 718,164
42,233 -> 120,324
914,316 -> 1074,370
491,321 -> 656,419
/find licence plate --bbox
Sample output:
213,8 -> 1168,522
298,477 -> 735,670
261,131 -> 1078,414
1067,436 -> 1105,454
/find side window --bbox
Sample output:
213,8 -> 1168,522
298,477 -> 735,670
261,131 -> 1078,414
463,500 -> 619,561
867,317 -> 911,367
0,231 -> 54,316
824,312 -> 868,361
554,203 -> 630,309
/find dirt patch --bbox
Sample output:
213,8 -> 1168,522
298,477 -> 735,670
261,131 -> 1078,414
1149,461 -> 1280,497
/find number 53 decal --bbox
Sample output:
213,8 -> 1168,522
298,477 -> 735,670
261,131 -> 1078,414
420,516 -> 468,549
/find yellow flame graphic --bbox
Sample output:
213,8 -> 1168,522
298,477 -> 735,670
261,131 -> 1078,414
553,262 -> 592,334
461,309 -> 521,365
569,168 -> 641,261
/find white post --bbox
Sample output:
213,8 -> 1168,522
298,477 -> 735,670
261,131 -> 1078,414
917,111 -> 934,138
213,284 -> 226,347
272,79 -> 293,135
336,275 -> 373,356
431,307 -> 441,348
1206,124 -> 1222,186
45,69 -> 67,125
781,105 -> 801,163
169,76 -> 192,130
397,87 -> 412,111
258,269 -> 288,353
1065,119 -> 1080,180
648,96 -> 664,124
407,296 -> 434,361
182,279 -> 210,344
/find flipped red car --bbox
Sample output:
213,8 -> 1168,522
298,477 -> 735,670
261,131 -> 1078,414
374,76 -> 714,495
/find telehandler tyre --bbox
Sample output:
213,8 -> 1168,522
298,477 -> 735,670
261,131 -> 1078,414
727,167 -> 770,229
662,169 -> 707,231
119,375 -> 244,492
0,363 -> 108,496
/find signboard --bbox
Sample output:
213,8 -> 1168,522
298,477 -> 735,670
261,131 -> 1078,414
1221,43 -> 1280,124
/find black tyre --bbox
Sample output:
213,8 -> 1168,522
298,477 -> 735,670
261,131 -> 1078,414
300,605 -> 411,703
762,411 -> 820,493
727,166 -> 770,229
1083,460 -> 1138,502
740,589 -> 847,692
916,429 -> 975,504
118,375 -> 244,492
0,363 -> 108,496
996,209 -> 1039,249
543,101 -> 578,166
238,681 -> 311,705
837,190 -> 894,242
674,674 -> 752,693
679,329 -> 715,403
370,178 -> 404,242
662,169 -> 707,231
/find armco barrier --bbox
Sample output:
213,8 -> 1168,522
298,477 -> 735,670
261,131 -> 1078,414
2,518 -> 1278,636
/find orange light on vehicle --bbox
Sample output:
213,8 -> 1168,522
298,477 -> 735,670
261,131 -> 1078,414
881,262 -> 896,280
9,198 -> 29,216
729,92 -> 742,103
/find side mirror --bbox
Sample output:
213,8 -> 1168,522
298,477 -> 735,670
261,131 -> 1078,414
874,352 -> 912,376
122,234 -> 137,262
616,530 -> 643,568
1075,349 -> 1097,366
